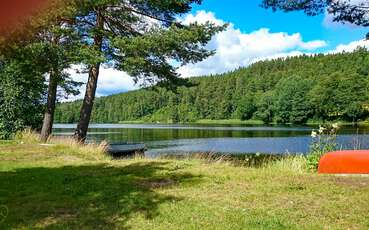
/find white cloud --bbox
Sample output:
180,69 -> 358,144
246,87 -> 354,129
177,11 -> 327,77
64,66 -> 137,102
181,10 -> 224,26
65,10 -> 369,100
329,39 -> 369,53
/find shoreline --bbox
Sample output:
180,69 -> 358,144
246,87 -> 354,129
111,119 -> 369,126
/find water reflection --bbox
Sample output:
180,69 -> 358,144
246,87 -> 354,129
53,123 -> 369,156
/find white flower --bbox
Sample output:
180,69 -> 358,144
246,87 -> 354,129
318,126 -> 326,134
332,123 -> 339,129
311,131 -> 318,138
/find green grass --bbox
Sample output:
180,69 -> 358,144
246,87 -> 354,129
0,141 -> 369,229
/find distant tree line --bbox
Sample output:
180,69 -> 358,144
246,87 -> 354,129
55,48 -> 369,124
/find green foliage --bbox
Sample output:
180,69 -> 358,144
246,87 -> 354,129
0,23 -> 85,139
306,124 -> 339,171
309,72 -> 369,121
234,94 -> 256,120
0,44 -> 47,139
67,0 -> 225,141
254,91 -> 274,123
71,0 -> 224,88
55,49 -> 369,124
262,0 -> 369,27
274,76 -> 314,124
113,23 -> 226,85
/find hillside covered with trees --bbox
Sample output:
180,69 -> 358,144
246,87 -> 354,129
55,49 -> 369,124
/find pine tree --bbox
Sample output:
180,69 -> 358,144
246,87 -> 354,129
261,0 -> 369,29
0,0 -> 85,141
39,20 -> 85,142
56,49 -> 369,125
71,0 -> 225,142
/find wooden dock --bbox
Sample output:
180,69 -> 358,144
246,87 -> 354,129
107,143 -> 146,157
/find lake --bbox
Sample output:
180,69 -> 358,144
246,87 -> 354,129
53,123 -> 369,157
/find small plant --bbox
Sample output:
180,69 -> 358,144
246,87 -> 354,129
307,123 -> 339,171
266,155 -> 307,174
14,128 -> 40,144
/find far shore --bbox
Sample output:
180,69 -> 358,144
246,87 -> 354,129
108,119 -> 369,126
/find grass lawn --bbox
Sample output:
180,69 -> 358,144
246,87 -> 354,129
0,141 -> 369,229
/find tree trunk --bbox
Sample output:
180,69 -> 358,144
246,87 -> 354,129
74,11 -> 104,143
40,69 -> 58,142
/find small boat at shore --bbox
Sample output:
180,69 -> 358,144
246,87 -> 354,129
107,143 -> 146,157
318,150 -> 369,174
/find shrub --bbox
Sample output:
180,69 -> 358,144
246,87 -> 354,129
306,123 -> 339,171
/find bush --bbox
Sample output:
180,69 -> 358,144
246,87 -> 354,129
306,123 -> 339,171
0,50 -> 45,139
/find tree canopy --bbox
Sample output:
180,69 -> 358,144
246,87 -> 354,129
0,0 -> 224,140
261,0 -> 369,28
0,43 -> 47,139
55,48 -> 369,124
70,0 -> 225,141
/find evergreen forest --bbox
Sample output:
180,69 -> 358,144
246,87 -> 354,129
55,48 -> 369,124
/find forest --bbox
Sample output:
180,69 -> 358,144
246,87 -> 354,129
55,48 -> 369,124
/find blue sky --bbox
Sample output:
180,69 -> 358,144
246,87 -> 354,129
191,0 -> 367,51
68,0 -> 369,101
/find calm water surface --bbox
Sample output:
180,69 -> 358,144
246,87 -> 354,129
53,123 -> 369,156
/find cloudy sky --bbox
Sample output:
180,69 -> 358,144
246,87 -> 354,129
67,0 -> 369,101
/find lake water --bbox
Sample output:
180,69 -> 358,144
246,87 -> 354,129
53,123 -> 369,157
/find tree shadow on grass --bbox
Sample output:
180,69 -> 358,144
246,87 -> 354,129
0,161 -> 202,229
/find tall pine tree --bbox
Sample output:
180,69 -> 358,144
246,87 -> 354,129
71,0 -> 225,142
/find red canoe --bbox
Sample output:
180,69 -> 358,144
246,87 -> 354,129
318,150 -> 369,174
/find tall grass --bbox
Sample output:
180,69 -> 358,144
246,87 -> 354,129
160,152 -> 308,173
264,155 -> 307,174
13,130 -> 308,171
14,129 -> 40,144
14,129 -> 109,161
50,137 -> 109,161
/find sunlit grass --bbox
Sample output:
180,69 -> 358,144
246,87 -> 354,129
11,129 -> 109,162
264,155 -> 307,174
14,129 -> 40,144
0,140 -> 368,229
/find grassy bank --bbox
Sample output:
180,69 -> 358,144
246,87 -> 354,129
0,137 -> 369,229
